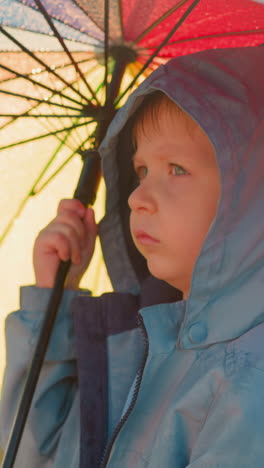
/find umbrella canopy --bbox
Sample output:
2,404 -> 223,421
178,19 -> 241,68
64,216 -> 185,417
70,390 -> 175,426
1,0 -> 264,245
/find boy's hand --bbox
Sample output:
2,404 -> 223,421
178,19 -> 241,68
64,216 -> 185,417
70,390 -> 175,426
33,199 -> 98,290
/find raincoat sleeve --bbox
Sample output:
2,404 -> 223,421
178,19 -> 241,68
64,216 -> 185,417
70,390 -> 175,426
187,364 -> 264,467
0,285 -> 90,461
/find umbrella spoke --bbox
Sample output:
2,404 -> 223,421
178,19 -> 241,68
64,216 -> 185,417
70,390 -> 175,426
0,89 -> 84,131
0,63 -> 89,108
104,0 -> 109,106
33,134 -> 94,194
0,25 -> 93,105
38,74 -> 85,149
0,89 -> 84,112
0,95 -> 45,130
0,120 -> 94,151
115,0 -> 201,106
36,117 -> 91,154
0,114 -> 84,118
37,61 -> 103,150
0,129 -> 79,245
0,132 -> 95,245
117,0 -> 125,39
0,66 -> 100,135
131,0 -> 189,45
28,132 -> 75,196
167,28 -> 264,45
33,0 -> 100,106
138,30 -> 264,52
32,152 -> 76,194
0,54 -> 97,86
29,127 -> 79,194
71,0 -> 105,35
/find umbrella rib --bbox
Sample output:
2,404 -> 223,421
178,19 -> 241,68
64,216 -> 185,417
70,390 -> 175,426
0,25 -> 91,105
0,132 -> 95,245
0,54 -> 96,86
0,120 -> 94,151
40,60 -> 104,150
31,133 -> 75,195
29,126 -> 79,194
132,0 -> 189,45
0,131 -> 75,245
32,134 -> 94,194
0,63 -> 88,108
33,152 -> 76,194
104,0 -> 109,106
39,70 -> 84,149
167,28 -> 264,45
71,0 -> 106,35
37,116 -> 90,153
115,0 -> 201,105
33,0 -> 99,105
0,66 -> 99,132
117,0 -> 125,40
0,114 -> 86,118
20,0 -> 104,43
0,89 -> 84,112
0,95 -> 45,130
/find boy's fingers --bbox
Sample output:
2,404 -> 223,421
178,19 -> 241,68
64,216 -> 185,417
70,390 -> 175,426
56,210 -> 86,242
80,210 -> 98,253
55,208 -> 98,250
58,198 -> 86,218
41,226 -> 81,264
83,207 -> 98,236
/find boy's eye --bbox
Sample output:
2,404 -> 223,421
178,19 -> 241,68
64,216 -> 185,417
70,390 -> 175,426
170,164 -> 187,176
135,166 -> 148,180
135,164 -> 187,181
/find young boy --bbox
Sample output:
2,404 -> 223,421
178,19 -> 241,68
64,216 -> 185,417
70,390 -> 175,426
1,45 -> 264,468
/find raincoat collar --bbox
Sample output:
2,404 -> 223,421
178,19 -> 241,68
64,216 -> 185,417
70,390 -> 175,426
99,46 -> 264,348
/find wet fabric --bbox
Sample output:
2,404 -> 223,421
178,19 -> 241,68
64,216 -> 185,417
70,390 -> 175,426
2,0 -> 264,53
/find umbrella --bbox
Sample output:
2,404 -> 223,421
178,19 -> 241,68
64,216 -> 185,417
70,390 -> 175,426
1,0 -> 264,244
1,0 -> 264,466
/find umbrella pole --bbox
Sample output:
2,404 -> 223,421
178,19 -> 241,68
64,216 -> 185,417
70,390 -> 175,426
1,47 -> 135,468
1,150 -> 101,468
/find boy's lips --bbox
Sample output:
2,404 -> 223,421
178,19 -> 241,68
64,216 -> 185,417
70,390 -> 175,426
133,230 -> 160,245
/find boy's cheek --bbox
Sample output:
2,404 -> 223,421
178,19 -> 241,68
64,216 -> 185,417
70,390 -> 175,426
129,214 -> 135,236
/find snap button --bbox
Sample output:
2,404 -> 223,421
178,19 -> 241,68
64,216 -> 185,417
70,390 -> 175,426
188,322 -> 208,344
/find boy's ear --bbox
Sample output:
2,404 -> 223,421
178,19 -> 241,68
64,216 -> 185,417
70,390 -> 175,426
116,119 -> 149,284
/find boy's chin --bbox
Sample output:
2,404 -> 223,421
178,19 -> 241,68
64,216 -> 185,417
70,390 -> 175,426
147,261 -> 178,288
146,259 -> 188,297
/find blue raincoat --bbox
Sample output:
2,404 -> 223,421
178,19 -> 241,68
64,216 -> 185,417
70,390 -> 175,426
1,46 -> 264,468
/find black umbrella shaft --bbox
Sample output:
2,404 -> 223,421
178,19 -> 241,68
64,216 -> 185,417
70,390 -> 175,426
1,151 -> 101,468
1,260 -> 70,468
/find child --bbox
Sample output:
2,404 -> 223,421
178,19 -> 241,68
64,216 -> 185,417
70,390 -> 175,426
1,45 -> 264,467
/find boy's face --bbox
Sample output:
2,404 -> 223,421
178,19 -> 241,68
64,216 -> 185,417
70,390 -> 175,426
128,103 -> 220,299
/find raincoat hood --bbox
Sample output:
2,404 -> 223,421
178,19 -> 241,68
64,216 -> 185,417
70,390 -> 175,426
99,46 -> 264,348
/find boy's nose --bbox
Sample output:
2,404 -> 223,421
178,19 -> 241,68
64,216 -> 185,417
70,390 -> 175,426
128,184 -> 156,213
